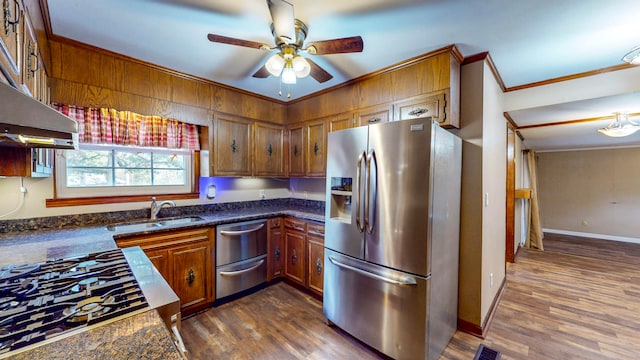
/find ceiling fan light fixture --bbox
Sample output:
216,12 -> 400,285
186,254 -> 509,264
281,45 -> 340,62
292,56 -> 310,78
622,45 -> 640,65
281,61 -> 297,84
597,112 -> 640,137
265,53 -> 285,76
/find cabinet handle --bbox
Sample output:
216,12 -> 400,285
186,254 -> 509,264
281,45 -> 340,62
231,139 -> 237,153
186,268 -> 195,285
313,142 -> 319,155
367,117 -> 381,124
294,144 -> 299,156
275,246 -> 280,261
3,0 -> 19,36
27,42 -> 38,79
267,143 -> 273,156
408,108 -> 428,117
291,249 -> 297,264
316,258 -> 323,275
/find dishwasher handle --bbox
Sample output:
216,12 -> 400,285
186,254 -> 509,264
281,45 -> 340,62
328,256 -> 417,287
219,259 -> 265,276
219,223 -> 265,236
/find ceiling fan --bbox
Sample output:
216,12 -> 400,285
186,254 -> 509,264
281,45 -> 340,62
206,0 -> 363,86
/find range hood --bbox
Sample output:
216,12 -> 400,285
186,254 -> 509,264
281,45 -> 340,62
0,80 -> 77,149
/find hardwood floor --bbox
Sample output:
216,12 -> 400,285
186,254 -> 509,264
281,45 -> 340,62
181,233 -> 640,359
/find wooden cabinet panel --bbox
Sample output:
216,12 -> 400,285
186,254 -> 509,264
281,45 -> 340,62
284,228 -> 306,286
306,119 -> 326,177
213,114 -> 252,176
114,227 -> 214,315
145,248 -> 170,281
267,217 -> 284,281
393,90 -> 448,126
307,240 -> 324,296
254,122 -> 285,176
288,124 -> 305,177
329,113 -> 353,132
0,147 -> 53,177
357,104 -> 392,127
0,0 -> 21,84
21,11 -> 37,98
172,244 -> 209,309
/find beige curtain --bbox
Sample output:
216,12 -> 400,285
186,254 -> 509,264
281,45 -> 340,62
525,150 -> 544,250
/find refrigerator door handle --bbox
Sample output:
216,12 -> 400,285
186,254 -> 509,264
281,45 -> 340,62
365,149 -> 377,234
328,256 -> 417,287
356,151 -> 367,233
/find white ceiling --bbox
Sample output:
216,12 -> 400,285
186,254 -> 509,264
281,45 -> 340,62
46,0 -> 640,151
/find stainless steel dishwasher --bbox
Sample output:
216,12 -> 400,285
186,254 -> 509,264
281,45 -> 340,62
216,219 -> 267,299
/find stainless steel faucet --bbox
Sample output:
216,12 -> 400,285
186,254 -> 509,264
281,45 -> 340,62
150,196 -> 176,220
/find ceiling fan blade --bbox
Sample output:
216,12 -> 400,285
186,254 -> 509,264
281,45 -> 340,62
306,58 -> 333,83
306,36 -> 364,55
267,0 -> 296,45
252,65 -> 271,78
207,34 -> 269,50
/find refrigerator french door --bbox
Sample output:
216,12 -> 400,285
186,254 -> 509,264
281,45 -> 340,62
323,117 -> 461,360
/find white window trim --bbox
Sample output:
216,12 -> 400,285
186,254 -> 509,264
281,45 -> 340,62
55,144 -> 193,198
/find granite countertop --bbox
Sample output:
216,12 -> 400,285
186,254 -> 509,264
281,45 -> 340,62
7,309 -> 184,360
0,203 -> 324,266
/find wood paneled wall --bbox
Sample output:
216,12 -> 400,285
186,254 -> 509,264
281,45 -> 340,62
48,40 -> 287,126
287,47 -> 460,122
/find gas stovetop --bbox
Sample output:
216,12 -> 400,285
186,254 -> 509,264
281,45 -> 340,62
0,248 -> 148,355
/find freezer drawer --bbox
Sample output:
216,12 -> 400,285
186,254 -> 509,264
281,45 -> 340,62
216,254 -> 267,299
323,249 -> 430,360
216,219 -> 267,266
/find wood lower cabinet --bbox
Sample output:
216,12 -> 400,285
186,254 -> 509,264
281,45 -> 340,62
282,217 -> 325,296
267,217 -> 284,281
284,223 -> 306,286
115,227 -> 215,315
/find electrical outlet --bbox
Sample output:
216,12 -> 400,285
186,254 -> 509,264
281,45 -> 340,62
304,191 -> 308,199
489,273 -> 494,288
259,189 -> 265,199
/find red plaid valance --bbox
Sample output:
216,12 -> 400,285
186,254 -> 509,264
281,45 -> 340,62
54,104 -> 200,151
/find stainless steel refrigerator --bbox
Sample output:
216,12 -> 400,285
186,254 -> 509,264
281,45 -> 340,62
323,117 -> 462,360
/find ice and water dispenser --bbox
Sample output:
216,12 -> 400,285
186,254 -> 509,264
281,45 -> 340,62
329,177 -> 352,223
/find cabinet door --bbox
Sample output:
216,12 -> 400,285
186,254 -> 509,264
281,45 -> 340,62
213,115 -> 252,176
393,91 -> 446,125
171,243 -> 210,310
307,239 -> 324,296
306,119 -> 327,177
284,229 -> 306,286
254,122 -> 285,177
288,124 -> 305,177
0,0 -> 21,84
268,228 -> 284,280
329,112 -> 353,132
357,104 -> 392,127
21,12 -> 38,98
145,248 -> 170,283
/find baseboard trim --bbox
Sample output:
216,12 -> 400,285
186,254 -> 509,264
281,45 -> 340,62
457,277 -> 506,339
543,228 -> 640,245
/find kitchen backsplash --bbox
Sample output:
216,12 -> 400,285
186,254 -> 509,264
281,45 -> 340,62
0,198 -> 324,233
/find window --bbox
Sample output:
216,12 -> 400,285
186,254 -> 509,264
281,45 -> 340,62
56,145 -> 193,198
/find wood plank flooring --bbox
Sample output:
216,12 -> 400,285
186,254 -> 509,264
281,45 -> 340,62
181,233 -> 640,359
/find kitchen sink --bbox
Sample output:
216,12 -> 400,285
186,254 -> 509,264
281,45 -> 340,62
106,216 -> 205,232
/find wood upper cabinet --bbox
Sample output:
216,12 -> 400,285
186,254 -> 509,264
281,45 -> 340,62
357,104 -> 392,127
0,147 -> 53,177
0,0 -> 22,84
267,217 -> 284,281
328,112 -> 354,132
306,118 -> 327,177
393,89 -> 453,127
254,122 -> 285,177
288,124 -> 305,177
213,114 -> 252,176
20,10 -> 37,98
114,227 -> 215,315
